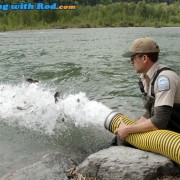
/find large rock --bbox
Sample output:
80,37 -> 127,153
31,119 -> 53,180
1,147 -> 180,180
76,146 -> 180,180
1,152 -> 77,180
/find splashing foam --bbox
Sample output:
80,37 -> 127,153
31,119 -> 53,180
0,83 -> 111,134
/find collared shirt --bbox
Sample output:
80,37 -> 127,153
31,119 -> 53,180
140,62 -> 180,107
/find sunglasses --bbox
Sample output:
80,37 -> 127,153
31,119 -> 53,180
131,54 -> 143,62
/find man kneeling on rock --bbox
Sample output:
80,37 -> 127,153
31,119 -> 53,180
113,37 -> 180,143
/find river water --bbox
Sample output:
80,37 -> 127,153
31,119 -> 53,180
0,27 -> 179,177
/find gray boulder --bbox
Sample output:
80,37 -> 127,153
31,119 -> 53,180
1,147 -> 180,180
1,152 -> 77,180
76,146 -> 180,180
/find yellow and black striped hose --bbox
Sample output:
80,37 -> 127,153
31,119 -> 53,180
104,112 -> 180,164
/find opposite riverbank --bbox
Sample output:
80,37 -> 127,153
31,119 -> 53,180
0,2 -> 179,32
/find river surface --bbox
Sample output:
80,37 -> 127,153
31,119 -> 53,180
0,27 -> 179,177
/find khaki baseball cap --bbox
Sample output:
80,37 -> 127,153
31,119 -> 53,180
122,37 -> 160,58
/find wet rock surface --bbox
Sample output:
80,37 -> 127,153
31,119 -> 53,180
1,146 -> 180,180
1,152 -> 77,180
76,146 -> 180,180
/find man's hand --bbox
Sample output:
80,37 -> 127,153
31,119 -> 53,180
114,117 -> 158,141
114,118 -> 129,141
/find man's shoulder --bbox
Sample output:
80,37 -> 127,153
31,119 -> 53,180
158,67 -> 179,81
155,66 -> 180,92
153,65 -> 180,93
154,63 -> 178,79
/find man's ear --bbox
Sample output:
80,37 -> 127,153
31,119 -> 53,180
142,55 -> 148,64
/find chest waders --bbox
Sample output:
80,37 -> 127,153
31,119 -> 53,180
138,67 -> 180,132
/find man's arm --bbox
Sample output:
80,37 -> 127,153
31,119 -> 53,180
137,116 -> 149,123
114,117 -> 158,140
150,105 -> 172,129
114,106 -> 172,140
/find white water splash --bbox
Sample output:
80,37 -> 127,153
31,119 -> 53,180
0,83 -> 111,134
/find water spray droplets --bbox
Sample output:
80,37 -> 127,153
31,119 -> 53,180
0,83 -> 111,135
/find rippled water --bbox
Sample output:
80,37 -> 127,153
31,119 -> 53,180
0,27 -> 179,176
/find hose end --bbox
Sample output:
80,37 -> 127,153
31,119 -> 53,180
104,111 -> 121,131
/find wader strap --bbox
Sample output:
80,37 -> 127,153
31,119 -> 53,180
138,79 -> 146,95
138,67 -> 172,97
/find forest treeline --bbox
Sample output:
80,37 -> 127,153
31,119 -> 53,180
62,0 -> 179,6
0,0 -> 179,4
0,1 -> 179,31
0,0 -> 179,5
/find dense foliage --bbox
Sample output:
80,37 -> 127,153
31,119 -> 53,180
0,1 -> 179,31
0,0 -> 179,4
73,0 -> 179,6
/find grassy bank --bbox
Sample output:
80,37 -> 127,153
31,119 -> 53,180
0,2 -> 179,31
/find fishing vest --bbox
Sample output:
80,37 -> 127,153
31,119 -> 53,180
138,67 -> 180,132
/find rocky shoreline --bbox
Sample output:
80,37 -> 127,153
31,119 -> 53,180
1,146 -> 180,180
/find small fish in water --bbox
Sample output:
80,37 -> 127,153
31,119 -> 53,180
17,105 -> 32,110
54,91 -> 61,103
26,78 -> 39,83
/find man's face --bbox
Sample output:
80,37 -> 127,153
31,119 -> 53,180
130,54 -> 145,73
